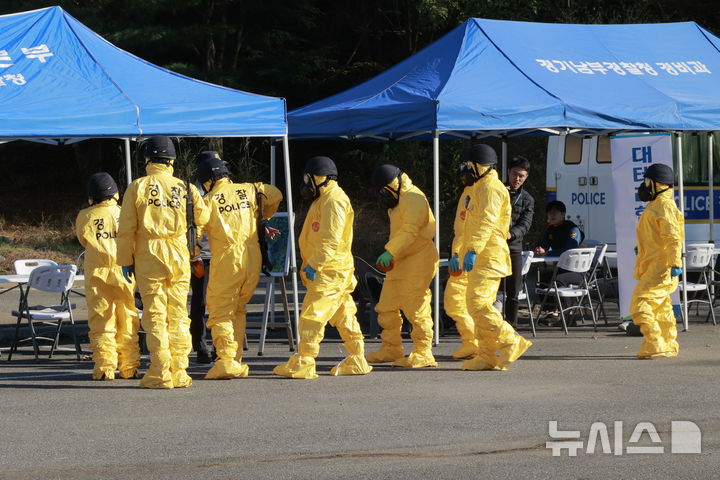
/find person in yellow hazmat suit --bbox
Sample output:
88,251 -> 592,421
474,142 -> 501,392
455,144 -> 532,371
76,173 -> 141,380
196,151 -> 283,379
632,163 -> 683,359
365,164 -> 439,368
274,156 -> 372,378
117,136 -> 209,389
444,182 -> 478,360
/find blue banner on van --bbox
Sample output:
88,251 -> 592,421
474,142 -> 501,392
678,188 -> 720,221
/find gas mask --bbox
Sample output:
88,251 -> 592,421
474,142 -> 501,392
637,178 -> 670,202
456,162 -> 492,187
378,175 -> 402,209
299,174 -> 332,201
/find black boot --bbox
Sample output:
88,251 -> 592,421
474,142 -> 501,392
196,348 -> 212,364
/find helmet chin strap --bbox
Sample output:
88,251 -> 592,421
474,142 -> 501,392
145,157 -> 174,166
387,173 -> 402,199
473,164 -> 493,180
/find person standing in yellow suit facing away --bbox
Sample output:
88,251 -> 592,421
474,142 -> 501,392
117,136 -> 209,389
76,172 -> 141,380
196,151 -> 283,379
366,164 -> 438,368
455,144 -> 531,371
444,183 -> 478,360
274,156 -> 372,378
632,163 -> 683,359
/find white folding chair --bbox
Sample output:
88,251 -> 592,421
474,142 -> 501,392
7,265 -> 82,360
496,251 -> 536,336
680,243 -> 716,325
14,259 -> 57,275
517,251 -> 536,337
587,243 -> 609,325
534,248 -> 597,335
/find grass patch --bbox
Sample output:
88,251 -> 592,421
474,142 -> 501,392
0,220 -> 82,274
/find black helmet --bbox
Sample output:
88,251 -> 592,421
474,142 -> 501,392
142,136 -> 176,159
461,144 -> 497,165
196,151 -> 229,183
304,156 -> 338,177
371,164 -> 402,190
644,163 -> 674,185
87,172 -> 118,204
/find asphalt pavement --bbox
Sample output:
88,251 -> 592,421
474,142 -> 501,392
0,320 -> 718,479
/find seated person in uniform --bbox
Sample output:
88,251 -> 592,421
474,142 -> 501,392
534,201 -> 586,325
534,200 -> 583,257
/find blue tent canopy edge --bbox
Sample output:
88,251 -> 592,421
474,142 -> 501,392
289,18 -> 720,140
0,6 -> 287,140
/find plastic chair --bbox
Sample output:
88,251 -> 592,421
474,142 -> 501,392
586,243 -> 609,325
680,243 -> 716,325
498,251 -> 536,336
7,264 -> 82,360
533,248 -> 597,335
518,250 -> 536,337
13,259 -> 57,275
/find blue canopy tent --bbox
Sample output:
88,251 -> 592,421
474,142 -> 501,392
0,6 -> 300,333
290,18 -> 720,333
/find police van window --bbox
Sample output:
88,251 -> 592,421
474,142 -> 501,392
673,132 -> 720,186
563,136 -> 582,165
596,136 -> 611,163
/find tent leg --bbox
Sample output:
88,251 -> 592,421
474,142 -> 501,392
709,133 -> 714,243
709,134 -> 715,300
270,144 -> 277,185
677,133 -> 689,332
282,135 -> 301,345
124,138 -> 132,186
501,136 -> 508,183
433,131 -> 441,346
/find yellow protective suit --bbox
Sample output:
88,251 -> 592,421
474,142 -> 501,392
461,168 -> 531,371
631,187 -> 683,359
274,179 -> 372,378
76,198 -> 141,380
444,185 -> 477,359
202,178 -> 282,379
117,162 -> 209,389
365,173 -> 439,368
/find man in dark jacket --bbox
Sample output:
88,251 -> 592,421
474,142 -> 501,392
503,156 -> 534,326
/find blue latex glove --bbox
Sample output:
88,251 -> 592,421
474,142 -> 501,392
303,265 -> 316,281
448,254 -> 461,273
463,251 -> 476,272
671,267 -> 683,277
376,251 -> 394,268
121,265 -> 134,283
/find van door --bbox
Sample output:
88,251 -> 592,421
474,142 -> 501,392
584,136 -> 615,243
554,135 -> 589,235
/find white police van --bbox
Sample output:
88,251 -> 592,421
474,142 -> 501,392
546,133 -> 719,245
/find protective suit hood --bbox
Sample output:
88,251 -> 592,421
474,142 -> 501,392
146,162 -> 174,176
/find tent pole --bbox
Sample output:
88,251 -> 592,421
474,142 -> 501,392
433,131 -> 441,346
501,136 -> 508,183
709,133 -> 714,244
709,134 -> 715,300
270,143 -> 277,185
282,135 -> 301,345
677,133 -> 689,331
124,138 -> 132,186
